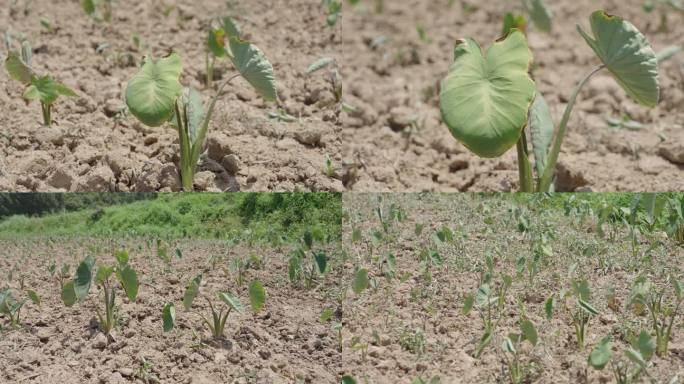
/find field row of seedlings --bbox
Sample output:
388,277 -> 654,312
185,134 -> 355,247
340,0 -> 684,192
341,193 -> 684,383
0,230 -> 344,383
1,0 -> 343,192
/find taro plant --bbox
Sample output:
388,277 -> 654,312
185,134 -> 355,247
82,0 -> 114,22
440,11 -> 659,192
4,38 -> 77,127
164,274 -> 265,340
61,250 -> 139,336
0,288 -> 40,328
124,33 -> 276,191
588,331 -> 656,383
502,319 -> 539,384
462,272 -> 513,357
288,229 -> 328,288
627,275 -> 683,356
567,277 -> 599,350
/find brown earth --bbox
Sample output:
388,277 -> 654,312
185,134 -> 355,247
341,193 -> 684,383
340,0 -> 684,192
0,0 -> 343,192
0,239 -> 343,383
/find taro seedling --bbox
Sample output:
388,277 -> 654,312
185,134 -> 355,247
125,33 -> 276,190
440,11 -> 659,192
4,38 -> 77,127
288,230 -> 328,288
82,0 -> 114,22
0,288 -> 40,328
589,331 -> 656,384
463,273 -> 513,357
567,278 -> 599,350
628,275 -> 682,356
502,319 -> 539,384
164,275 -> 265,340
61,251 -> 139,335
321,0 -> 343,27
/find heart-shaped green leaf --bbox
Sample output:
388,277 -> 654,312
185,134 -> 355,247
116,265 -> 139,301
248,280 -> 265,313
577,11 -> 659,107
162,302 -> 175,332
5,52 -> 33,85
352,268 -> 369,294
229,38 -> 277,102
95,265 -> 114,286
588,336 -> 612,369
440,30 -> 536,158
61,281 -> 77,307
218,292 -> 244,313
183,274 -> 202,310
74,256 -> 95,302
125,53 -> 183,127
23,75 -> 59,104
528,92 -> 554,176
520,319 -> 538,346
526,0 -> 552,32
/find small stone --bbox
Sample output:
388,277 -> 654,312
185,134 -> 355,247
193,171 -> 215,191
294,126 -> 323,146
92,333 -> 107,350
221,154 -> 241,174
35,329 -> 50,343
206,134 -> 233,161
104,99 -> 125,117
388,106 -> 415,131
258,349 -> 271,359
118,368 -> 134,377
47,168 -> 74,190
659,134 -> 684,165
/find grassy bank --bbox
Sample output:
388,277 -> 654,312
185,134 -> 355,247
0,193 -> 342,242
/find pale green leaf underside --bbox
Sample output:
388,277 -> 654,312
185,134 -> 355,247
577,11 -> 659,107
218,292 -> 244,313
5,52 -> 33,85
125,53 -> 183,127
528,92 -> 554,176
440,30 -> 536,158
229,38 -> 277,102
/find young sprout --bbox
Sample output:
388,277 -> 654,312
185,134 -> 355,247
4,39 -> 77,127
569,278 -> 599,350
82,0 -> 114,22
125,33 -> 276,191
589,331 -> 656,383
206,17 -> 241,89
321,0 -> 342,26
0,288 -> 40,327
502,319 -> 538,384
628,276 -> 682,356
440,11 -> 659,192
61,251 -> 139,336
288,229 -> 328,288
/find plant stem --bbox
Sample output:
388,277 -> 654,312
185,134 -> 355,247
516,132 -> 533,192
41,103 -> 51,127
537,65 -> 605,192
175,101 -> 193,191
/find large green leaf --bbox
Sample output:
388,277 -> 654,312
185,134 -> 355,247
125,53 -> 183,127
74,256 -> 95,302
162,303 -> 175,332
588,336 -> 612,370
116,265 -> 139,301
229,38 -> 277,102
218,292 -> 244,313
439,30 -> 536,158
5,52 -> 33,85
183,274 -> 202,310
577,11 -> 659,107
526,0 -> 552,33
61,281 -> 77,307
248,280 -> 266,313
23,75 -> 59,104
528,92 -> 554,176
352,268 -> 369,294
